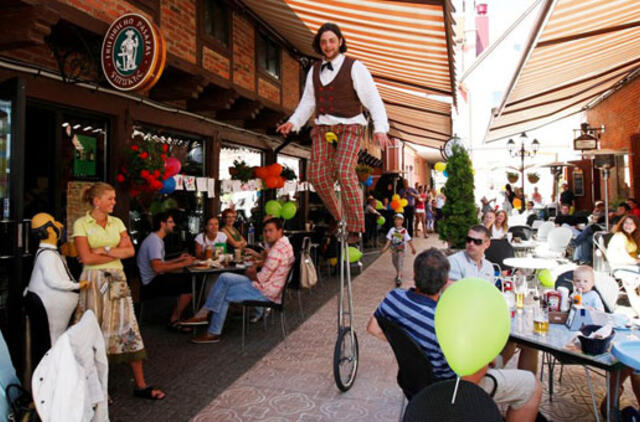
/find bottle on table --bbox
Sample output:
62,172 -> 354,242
205,244 -> 213,260
248,222 -> 255,245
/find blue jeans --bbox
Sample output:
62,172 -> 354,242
202,272 -> 267,335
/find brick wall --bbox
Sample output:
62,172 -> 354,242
257,77 -> 279,104
160,0 -> 196,63
587,76 -> 640,200
56,0 -> 146,23
2,45 -> 58,72
232,13 -> 255,92
202,46 -> 230,79
281,51 -> 300,111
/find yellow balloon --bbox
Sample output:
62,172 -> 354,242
434,161 -> 447,172
513,198 -> 522,209
392,194 -> 401,201
325,131 -> 338,144
329,257 -> 337,266
400,198 -> 408,207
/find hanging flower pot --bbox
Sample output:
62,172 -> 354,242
527,172 -> 540,184
506,172 -> 519,184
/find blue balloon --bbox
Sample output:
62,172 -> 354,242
364,175 -> 374,187
158,177 -> 176,194
443,170 -> 449,178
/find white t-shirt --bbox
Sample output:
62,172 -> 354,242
491,225 -> 505,239
194,232 -> 227,248
386,227 -> 411,252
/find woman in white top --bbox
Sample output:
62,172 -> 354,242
194,216 -> 228,259
492,210 -> 509,239
607,215 -> 640,267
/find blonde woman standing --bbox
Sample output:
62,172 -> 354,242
73,182 -> 165,400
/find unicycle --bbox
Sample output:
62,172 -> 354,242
332,218 -> 359,391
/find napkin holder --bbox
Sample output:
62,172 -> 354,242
565,305 -> 593,331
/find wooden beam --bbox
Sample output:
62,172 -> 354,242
187,86 -> 239,112
150,72 -> 206,101
245,109 -> 286,130
216,99 -> 263,121
0,3 -> 59,50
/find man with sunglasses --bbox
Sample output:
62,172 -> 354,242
448,225 -> 494,282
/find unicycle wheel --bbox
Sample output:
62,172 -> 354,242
333,326 -> 359,391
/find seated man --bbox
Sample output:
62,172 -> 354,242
137,211 -> 196,330
447,224 -> 495,282
367,249 -> 542,422
183,218 -> 295,344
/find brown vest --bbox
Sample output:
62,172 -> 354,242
313,56 -> 363,119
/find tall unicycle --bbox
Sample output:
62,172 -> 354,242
332,186 -> 359,391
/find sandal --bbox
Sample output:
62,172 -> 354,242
133,386 -> 166,401
166,321 -> 192,334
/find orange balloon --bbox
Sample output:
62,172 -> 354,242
391,199 -> 401,210
513,198 -> 522,209
268,163 -> 283,176
254,166 -> 269,179
265,176 -> 279,189
275,176 -> 285,188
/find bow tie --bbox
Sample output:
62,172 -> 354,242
321,62 -> 334,72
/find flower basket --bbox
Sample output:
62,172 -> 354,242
527,172 -> 540,184
506,172 -> 519,184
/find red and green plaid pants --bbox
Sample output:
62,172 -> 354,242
309,124 -> 364,232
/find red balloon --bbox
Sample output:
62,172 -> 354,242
264,176 -> 279,189
164,157 -> 181,178
255,166 -> 269,180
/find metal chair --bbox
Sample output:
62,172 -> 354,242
485,239 -> 515,271
239,267 -> 295,351
402,379 -> 502,422
535,226 -> 572,258
508,225 -> 533,241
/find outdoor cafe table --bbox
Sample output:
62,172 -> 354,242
508,240 -> 538,257
502,257 -> 561,271
510,307 -> 636,422
186,264 -> 247,312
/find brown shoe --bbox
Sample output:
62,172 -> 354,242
180,314 -> 209,326
191,333 -> 221,344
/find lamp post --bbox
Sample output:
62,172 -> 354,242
507,133 -> 540,212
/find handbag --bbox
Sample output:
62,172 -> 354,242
299,237 -> 318,289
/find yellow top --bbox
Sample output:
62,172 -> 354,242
72,212 -> 127,270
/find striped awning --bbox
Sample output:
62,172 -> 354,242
241,0 -> 456,147
486,0 -> 640,142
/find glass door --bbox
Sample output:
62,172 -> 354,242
0,78 -> 26,374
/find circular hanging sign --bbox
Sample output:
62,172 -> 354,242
101,13 -> 165,92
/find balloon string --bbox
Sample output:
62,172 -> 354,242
451,376 -> 460,404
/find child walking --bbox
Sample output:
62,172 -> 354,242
381,214 -> 416,286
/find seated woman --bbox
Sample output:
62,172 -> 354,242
194,216 -> 227,259
220,208 -> 248,253
606,215 -> 640,268
492,210 -> 509,240
482,210 -> 496,232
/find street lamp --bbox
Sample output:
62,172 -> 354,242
507,132 -> 540,212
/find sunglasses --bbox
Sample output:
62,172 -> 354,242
465,236 -> 484,245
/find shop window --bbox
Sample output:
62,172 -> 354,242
203,0 -> 230,48
219,145 -> 262,220
257,32 -> 281,80
127,126 -> 206,253
277,154 -> 300,179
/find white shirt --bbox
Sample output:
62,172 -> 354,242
448,250 -> 495,282
288,54 -> 389,133
491,225 -> 505,240
194,232 -> 227,248
32,310 -> 109,422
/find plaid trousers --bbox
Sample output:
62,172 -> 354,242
309,124 -> 364,232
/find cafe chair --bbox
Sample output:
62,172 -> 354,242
376,314 -> 436,420
613,267 -> 640,317
238,267 -> 295,351
536,221 -> 555,241
535,227 -> 572,258
508,225 -> 533,241
402,379 -> 502,422
531,220 -> 544,231
594,271 -> 620,313
485,239 -> 515,271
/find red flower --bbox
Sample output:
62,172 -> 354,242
153,170 -> 161,178
116,174 -> 126,183
162,144 -> 168,152
140,169 -> 150,179
161,154 -> 167,160
139,152 -> 148,160
131,145 -> 139,151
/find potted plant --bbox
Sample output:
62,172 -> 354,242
356,163 -> 373,182
527,172 -> 540,184
229,160 -> 254,183
506,171 -> 519,184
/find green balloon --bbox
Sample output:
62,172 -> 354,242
375,200 -> 384,210
149,201 -> 163,215
435,278 -> 510,376
344,246 -> 363,263
536,269 -> 554,288
377,216 -> 385,226
265,200 -> 282,217
281,202 -> 297,220
161,197 -> 178,211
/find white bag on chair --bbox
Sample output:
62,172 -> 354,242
300,237 -> 318,289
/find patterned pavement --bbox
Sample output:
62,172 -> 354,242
112,235 -> 640,421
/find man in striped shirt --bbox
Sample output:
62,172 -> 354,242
183,218 -> 295,344
367,248 -> 542,422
